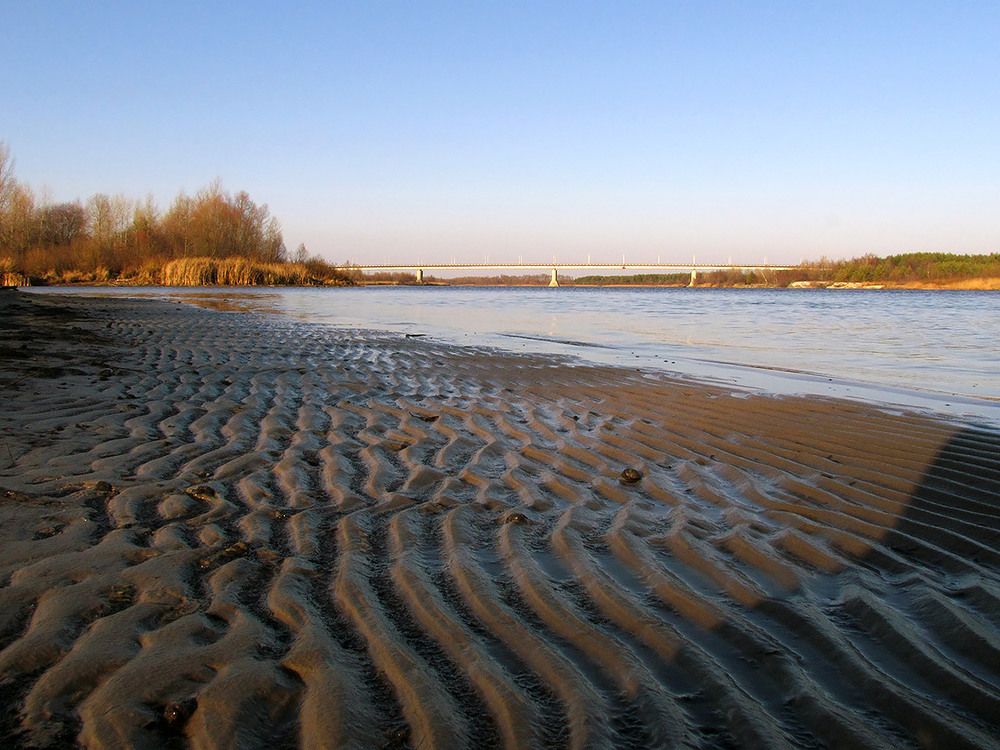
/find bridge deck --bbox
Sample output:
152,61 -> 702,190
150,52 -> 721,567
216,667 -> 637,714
351,263 -> 802,271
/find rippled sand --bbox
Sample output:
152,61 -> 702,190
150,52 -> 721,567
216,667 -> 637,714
1,290 -> 999,749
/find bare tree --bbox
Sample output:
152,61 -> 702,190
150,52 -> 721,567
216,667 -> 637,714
1,181 -> 37,258
0,141 -> 20,251
85,192 -> 135,272
0,141 -> 17,214
131,194 -> 162,258
40,202 -> 86,246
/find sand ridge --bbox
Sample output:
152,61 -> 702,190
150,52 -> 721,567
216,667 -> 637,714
1,290 -> 999,749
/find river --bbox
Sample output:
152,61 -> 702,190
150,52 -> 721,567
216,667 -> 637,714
27,285 -> 1000,424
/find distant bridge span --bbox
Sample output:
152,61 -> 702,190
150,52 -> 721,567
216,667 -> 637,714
350,262 -> 804,287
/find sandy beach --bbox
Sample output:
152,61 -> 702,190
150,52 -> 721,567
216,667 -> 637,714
1,289 -> 998,749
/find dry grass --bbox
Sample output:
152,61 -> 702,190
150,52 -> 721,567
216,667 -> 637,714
1,258 -> 30,286
1,272 -> 30,286
162,256 -> 317,286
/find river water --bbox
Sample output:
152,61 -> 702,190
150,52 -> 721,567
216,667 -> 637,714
27,286 -> 1000,424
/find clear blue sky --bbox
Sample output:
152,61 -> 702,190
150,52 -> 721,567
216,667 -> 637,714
2,1 -> 997,265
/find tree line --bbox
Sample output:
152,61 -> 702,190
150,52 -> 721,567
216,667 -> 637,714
0,142 -> 352,286
821,252 -> 1000,285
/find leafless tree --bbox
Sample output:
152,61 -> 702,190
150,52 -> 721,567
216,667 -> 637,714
0,142 -> 15,213
40,202 -> 86,246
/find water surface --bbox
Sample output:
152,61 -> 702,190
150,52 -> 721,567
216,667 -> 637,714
29,285 -> 1000,423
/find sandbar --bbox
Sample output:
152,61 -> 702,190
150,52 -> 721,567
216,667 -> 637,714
1,289 -> 999,749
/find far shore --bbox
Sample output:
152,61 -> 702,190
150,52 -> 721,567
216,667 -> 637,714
5,276 -> 1000,290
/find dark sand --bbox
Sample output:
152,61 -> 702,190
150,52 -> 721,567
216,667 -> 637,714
1,289 -> 999,749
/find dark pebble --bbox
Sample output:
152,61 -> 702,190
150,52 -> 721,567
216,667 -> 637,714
620,468 -> 642,484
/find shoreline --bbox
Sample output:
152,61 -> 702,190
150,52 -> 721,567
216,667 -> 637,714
20,285 -> 1000,427
7,273 -> 1000,290
2,291 -> 999,748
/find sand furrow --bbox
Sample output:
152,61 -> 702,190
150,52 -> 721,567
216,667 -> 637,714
500,515 -> 692,748
389,509 -> 535,749
442,505 -> 614,749
759,597 -> 999,749
334,513 -> 469,749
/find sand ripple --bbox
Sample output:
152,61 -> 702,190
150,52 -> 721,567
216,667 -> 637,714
1,292 -> 999,749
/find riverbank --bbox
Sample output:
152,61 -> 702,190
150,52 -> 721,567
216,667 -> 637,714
9,274 -> 1000,290
2,291 -> 999,748
787,278 -> 1000,290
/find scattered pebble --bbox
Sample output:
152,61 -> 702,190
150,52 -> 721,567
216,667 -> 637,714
162,697 -> 197,728
620,468 -> 642,484
199,541 -> 253,568
186,485 -> 218,502
382,724 -> 410,748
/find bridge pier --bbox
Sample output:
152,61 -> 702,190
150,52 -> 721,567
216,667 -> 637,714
689,268 -> 697,287
549,268 -> 559,287
416,268 -> 424,283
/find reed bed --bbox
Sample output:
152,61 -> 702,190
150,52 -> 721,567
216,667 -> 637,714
161,256 -> 318,286
1,257 -> 30,286
1,272 -> 31,287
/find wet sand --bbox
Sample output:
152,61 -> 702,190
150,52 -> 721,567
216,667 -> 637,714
1,289 -> 999,749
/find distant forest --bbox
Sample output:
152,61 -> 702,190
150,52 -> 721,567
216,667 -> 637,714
573,255 -> 1000,288
819,252 -> 1000,286
2,142 -> 998,288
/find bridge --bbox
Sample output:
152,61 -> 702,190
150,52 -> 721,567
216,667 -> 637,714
350,262 -> 804,287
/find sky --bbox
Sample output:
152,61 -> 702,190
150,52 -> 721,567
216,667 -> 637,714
2,1 -> 998,266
